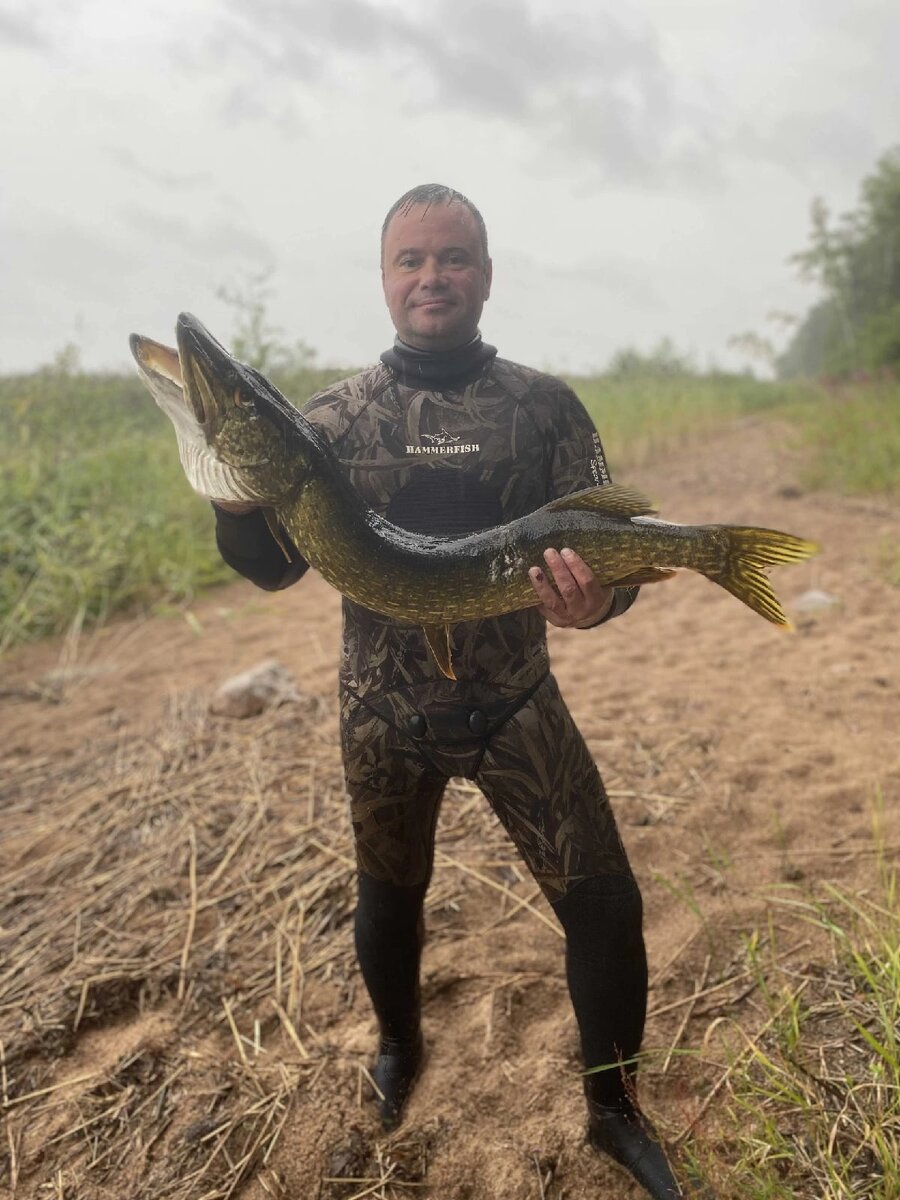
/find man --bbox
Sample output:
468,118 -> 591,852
213,185 -> 703,1199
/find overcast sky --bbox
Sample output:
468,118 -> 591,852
2,0 -> 898,376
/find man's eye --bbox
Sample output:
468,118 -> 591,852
399,257 -> 419,269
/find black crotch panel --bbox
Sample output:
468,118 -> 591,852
345,672 -> 549,781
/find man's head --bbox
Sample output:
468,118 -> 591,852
381,184 -> 492,352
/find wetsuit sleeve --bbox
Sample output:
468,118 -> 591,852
213,506 -> 310,592
548,383 -> 639,627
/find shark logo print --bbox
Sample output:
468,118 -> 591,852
422,429 -> 459,446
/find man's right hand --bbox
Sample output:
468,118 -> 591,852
213,500 -> 260,514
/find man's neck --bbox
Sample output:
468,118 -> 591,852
381,333 -> 497,389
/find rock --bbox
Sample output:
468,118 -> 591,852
209,659 -> 301,718
792,589 -> 840,614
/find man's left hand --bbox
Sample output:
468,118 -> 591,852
528,548 -> 614,629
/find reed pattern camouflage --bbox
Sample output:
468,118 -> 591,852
296,354 -> 637,897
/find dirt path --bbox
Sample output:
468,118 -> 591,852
2,415 -> 899,1199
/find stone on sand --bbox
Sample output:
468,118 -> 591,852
209,659 -> 301,718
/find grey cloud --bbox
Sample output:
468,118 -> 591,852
504,248 -> 663,310
0,5 -> 52,50
107,146 -> 213,191
120,204 -> 274,265
210,0 -> 724,188
736,110 -> 881,185
218,83 -> 306,135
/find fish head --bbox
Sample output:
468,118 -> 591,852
175,313 -> 307,503
130,316 -> 309,506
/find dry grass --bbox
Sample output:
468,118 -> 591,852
0,687 -> 517,1200
3,680 -> 898,1198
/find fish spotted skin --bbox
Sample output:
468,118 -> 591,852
130,315 -> 818,655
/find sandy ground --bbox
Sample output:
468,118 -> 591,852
2,415 -> 899,1199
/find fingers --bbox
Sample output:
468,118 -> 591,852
543,548 -> 585,610
529,548 -> 596,626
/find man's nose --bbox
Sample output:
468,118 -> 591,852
419,258 -> 447,289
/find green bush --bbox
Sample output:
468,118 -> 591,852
0,363 -> 347,651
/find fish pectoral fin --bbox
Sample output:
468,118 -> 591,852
262,508 -> 292,562
546,484 -> 657,518
607,567 -> 678,586
422,624 -> 456,680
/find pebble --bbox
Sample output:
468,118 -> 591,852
209,659 -> 301,718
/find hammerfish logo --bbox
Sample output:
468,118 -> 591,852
406,428 -> 480,455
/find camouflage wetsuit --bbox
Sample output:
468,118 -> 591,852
216,337 -> 638,897
215,336 -> 648,1118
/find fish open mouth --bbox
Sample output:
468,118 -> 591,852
128,334 -> 183,388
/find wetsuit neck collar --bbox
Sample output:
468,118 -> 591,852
380,333 -> 497,389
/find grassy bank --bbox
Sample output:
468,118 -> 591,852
0,363 -> 348,652
568,371 -> 795,470
2,365 -> 898,652
787,377 -> 900,498
710,851 -> 900,1197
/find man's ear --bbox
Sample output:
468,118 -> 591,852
483,256 -> 493,300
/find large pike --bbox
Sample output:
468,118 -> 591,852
130,314 -> 817,678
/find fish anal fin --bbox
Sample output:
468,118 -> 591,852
608,567 -> 678,587
262,508 -> 292,563
546,484 -> 657,519
423,624 -> 456,680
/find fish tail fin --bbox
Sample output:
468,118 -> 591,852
703,526 -> 818,628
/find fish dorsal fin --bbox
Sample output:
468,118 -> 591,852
546,484 -> 657,518
422,624 -> 456,680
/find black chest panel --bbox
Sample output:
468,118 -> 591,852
385,470 -> 503,538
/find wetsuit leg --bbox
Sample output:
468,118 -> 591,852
475,677 -> 646,1103
341,689 -> 447,1126
475,678 -> 693,1197
474,675 -> 633,901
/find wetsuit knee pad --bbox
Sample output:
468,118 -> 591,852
551,872 -> 644,962
355,873 -> 428,931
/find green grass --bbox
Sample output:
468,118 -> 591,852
1,364 -> 898,652
566,371 -> 796,471
709,863 -> 900,1199
784,377 -> 900,498
0,362 -> 348,652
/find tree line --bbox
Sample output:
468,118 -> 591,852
779,146 -> 900,378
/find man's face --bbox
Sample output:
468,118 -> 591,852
381,202 -> 492,351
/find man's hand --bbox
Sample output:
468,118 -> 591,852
528,548 -> 614,628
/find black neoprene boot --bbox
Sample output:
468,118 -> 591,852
587,1097 -> 715,1199
371,1028 -> 425,1129
587,1097 -> 683,1197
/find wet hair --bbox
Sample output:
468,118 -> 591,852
381,184 -> 489,264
